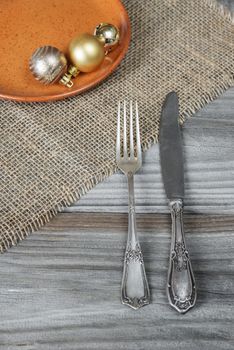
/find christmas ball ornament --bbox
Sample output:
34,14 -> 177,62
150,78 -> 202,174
29,46 -> 68,85
68,33 -> 105,73
29,23 -> 120,88
94,23 -> 120,51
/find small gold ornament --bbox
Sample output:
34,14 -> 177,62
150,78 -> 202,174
29,23 -> 120,88
68,33 -> 105,73
94,23 -> 120,52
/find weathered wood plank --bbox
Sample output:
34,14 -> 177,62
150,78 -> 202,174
0,213 -> 234,350
222,0 -> 234,11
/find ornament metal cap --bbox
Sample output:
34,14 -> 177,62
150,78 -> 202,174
59,73 -> 73,88
59,66 -> 80,88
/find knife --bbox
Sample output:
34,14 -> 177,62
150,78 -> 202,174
159,91 -> 196,314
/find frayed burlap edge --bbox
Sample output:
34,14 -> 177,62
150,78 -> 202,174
1,0 -> 234,253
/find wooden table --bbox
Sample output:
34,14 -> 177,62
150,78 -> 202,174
1,7 -> 234,349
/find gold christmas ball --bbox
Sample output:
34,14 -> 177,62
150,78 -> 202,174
94,23 -> 120,50
69,33 -> 105,73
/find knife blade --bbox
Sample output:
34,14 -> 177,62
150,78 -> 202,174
159,91 -> 184,200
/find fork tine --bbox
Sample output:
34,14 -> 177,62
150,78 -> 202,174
123,101 -> 128,158
129,101 -> 134,159
135,102 -> 142,161
116,101 -> 121,160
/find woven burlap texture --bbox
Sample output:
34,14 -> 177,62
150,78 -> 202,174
0,0 -> 234,252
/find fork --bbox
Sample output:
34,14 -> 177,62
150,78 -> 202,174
116,101 -> 150,310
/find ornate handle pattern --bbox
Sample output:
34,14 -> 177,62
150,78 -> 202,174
121,173 -> 150,310
167,200 -> 196,313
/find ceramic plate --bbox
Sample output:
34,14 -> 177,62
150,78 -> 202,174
0,0 -> 130,102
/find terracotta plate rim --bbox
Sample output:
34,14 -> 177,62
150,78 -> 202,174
0,0 -> 131,103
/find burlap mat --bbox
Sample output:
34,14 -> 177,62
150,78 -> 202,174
0,0 -> 234,252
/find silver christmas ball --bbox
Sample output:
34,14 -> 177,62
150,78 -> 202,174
29,46 -> 67,85
94,23 -> 120,50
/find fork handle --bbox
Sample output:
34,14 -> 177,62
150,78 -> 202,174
167,199 -> 196,313
121,172 -> 150,310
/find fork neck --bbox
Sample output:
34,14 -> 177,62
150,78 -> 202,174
127,171 -> 137,248
127,172 -> 135,209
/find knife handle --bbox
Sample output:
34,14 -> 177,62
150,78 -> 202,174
167,199 -> 196,313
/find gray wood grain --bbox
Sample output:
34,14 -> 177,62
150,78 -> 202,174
64,87 -> 234,214
222,0 -> 234,10
1,213 -> 234,350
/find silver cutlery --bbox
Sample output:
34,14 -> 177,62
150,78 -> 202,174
116,101 -> 150,310
159,92 -> 196,314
